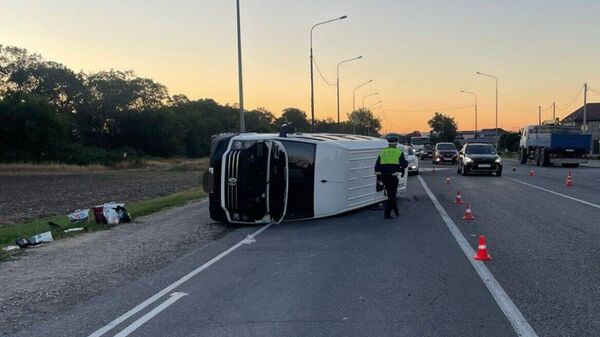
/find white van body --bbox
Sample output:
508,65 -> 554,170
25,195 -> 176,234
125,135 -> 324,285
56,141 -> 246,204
205,133 -> 408,224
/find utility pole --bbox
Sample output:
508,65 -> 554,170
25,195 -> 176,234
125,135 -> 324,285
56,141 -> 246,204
236,0 -> 245,132
552,102 -> 556,120
583,83 -> 588,132
538,106 -> 541,125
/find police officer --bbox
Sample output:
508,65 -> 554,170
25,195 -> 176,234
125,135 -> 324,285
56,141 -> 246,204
375,134 -> 408,219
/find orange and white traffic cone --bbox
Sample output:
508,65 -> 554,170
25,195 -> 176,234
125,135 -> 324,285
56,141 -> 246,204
445,177 -> 451,185
463,203 -> 475,220
473,235 -> 492,261
454,190 -> 464,205
529,170 -> 535,176
565,170 -> 573,187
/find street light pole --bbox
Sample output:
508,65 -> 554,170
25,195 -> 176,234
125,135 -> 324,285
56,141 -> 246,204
310,15 -> 347,132
336,56 -> 363,129
362,92 -> 379,108
236,0 -> 245,132
353,80 -> 373,112
476,72 -> 498,145
460,90 -> 477,138
367,100 -> 382,110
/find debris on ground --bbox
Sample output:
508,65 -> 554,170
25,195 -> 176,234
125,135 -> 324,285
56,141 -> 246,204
29,231 -> 53,244
63,227 -> 87,233
2,245 -> 20,252
68,209 -> 89,223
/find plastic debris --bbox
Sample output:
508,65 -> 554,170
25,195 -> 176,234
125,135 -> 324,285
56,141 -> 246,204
2,245 -> 20,252
29,231 -> 53,244
63,227 -> 87,233
68,209 -> 89,223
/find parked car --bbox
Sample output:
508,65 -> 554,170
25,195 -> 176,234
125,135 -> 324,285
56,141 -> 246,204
456,143 -> 503,176
400,145 -> 419,175
433,142 -> 458,164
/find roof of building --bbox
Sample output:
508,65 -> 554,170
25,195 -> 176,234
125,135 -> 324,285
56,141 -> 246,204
562,103 -> 600,123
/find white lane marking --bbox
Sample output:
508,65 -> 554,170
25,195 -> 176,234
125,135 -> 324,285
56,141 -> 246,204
504,176 -> 600,210
417,176 -> 539,337
87,223 -> 274,337
113,292 -> 188,337
420,167 -> 452,172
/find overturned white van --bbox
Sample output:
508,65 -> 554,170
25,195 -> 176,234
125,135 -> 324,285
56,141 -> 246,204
203,131 -> 408,224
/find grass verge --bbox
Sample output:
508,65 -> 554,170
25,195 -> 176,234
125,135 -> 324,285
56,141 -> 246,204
0,187 -> 206,248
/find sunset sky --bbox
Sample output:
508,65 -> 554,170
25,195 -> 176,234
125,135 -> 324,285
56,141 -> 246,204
2,0 -> 600,133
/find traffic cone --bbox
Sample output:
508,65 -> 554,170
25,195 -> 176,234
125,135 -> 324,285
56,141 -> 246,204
454,191 -> 464,204
462,203 -> 475,220
512,165 -> 516,172
445,177 -> 451,185
529,170 -> 535,176
473,235 -> 492,261
565,170 -> 573,187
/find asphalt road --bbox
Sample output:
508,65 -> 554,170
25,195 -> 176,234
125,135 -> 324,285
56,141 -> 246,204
16,160 -> 600,337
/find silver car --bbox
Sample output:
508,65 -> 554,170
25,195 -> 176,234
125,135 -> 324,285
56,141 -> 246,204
399,145 -> 419,175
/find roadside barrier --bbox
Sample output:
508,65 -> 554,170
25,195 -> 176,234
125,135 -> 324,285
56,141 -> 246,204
463,203 -> 475,220
454,190 -> 463,204
473,235 -> 492,261
565,170 -> 573,187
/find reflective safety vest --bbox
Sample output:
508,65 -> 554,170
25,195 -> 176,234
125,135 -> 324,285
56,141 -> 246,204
379,147 -> 403,165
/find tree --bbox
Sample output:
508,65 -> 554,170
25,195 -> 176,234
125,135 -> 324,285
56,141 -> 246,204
276,107 -> 310,132
347,108 -> 381,136
498,132 -> 520,152
245,107 -> 276,133
428,112 -> 457,143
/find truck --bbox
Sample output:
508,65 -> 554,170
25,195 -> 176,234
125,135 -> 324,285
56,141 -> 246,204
519,119 -> 592,167
203,129 -> 408,224
410,136 -> 433,160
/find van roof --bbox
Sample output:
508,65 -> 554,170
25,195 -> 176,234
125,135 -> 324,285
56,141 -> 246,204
232,133 -> 388,150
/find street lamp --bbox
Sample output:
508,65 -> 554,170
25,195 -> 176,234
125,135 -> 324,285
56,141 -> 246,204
353,79 -> 373,112
362,92 -> 379,108
476,71 -> 498,145
460,90 -> 478,138
367,100 -> 382,109
310,15 -> 347,132
337,56 -> 363,128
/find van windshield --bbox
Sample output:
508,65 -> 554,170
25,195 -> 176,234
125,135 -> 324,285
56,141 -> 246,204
437,143 -> 456,150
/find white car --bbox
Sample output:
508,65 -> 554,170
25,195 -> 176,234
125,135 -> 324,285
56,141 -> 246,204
399,145 -> 419,175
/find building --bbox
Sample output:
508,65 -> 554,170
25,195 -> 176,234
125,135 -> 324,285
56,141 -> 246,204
561,103 -> 600,153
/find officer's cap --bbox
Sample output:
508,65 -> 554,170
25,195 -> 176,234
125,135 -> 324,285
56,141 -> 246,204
385,133 -> 399,143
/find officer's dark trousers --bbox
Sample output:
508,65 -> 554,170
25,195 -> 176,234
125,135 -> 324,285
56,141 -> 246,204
382,174 -> 399,217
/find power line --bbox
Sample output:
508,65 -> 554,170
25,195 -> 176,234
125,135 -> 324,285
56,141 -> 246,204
312,56 -> 336,86
558,85 -> 584,110
386,105 -> 474,113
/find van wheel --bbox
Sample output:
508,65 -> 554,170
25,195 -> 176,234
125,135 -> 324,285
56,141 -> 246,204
535,149 -> 541,166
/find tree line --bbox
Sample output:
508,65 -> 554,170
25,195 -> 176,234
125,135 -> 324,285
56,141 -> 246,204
0,45 -> 382,164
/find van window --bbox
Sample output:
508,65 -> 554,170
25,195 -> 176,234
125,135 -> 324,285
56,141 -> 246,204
280,141 -> 316,219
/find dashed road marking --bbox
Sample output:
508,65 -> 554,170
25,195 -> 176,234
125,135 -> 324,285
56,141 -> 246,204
504,176 -> 600,210
87,223 -> 274,337
418,175 -> 539,337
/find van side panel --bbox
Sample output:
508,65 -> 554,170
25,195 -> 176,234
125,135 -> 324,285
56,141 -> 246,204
313,145 -> 348,217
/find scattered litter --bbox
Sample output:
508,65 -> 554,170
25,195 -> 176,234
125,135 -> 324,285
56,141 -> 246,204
15,238 -> 31,248
48,221 -> 61,229
29,231 -> 53,244
63,227 -> 87,233
92,206 -> 106,224
116,206 -> 132,223
104,207 -> 120,225
2,245 -> 20,252
68,209 -> 89,223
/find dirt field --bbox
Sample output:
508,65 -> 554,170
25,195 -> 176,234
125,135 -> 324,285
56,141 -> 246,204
0,161 -> 205,225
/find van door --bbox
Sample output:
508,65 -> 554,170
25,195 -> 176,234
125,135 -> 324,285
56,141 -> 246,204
268,141 -> 289,224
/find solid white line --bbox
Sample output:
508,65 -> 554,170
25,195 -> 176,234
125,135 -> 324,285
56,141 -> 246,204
87,223 -> 273,337
417,176 -> 539,337
113,292 -> 188,337
504,176 -> 600,210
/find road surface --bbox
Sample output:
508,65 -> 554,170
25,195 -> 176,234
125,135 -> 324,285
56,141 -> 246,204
15,161 -> 600,337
